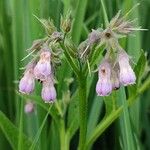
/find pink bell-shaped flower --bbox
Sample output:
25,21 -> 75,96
118,51 -> 136,86
41,76 -> 56,103
19,68 -> 35,94
34,50 -> 51,81
96,60 -> 112,96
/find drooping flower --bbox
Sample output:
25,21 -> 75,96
19,64 -> 35,94
118,50 -> 136,86
34,48 -> 51,81
24,102 -> 34,113
96,60 -> 112,96
41,76 -> 56,103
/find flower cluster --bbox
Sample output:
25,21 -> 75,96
96,50 -> 136,96
18,14 -> 72,103
95,12 -> 138,96
18,11 -> 142,101
78,11 -> 139,96
19,46 -> 57,102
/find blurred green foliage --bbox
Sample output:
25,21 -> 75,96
0,0 -> 150,150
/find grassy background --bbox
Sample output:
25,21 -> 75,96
0,0 -> 150,150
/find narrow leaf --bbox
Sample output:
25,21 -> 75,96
0,111 -> 31,150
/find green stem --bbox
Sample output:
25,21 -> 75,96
17,99 -> 24,150
78,73 -> 87,150
60,119 -> 70,150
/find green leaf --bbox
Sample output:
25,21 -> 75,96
128,50 -> 147,98
134,50 -> 146,85
117,88 -> 136,150
71,0 -> 88,44
67,91 -> 79,138
127,50 -> 146,137
29,106 -> 53,150
100,0 -> 109,27
87,96 -> 103,139
0,111 -> 31,150
85,107 -> 123,149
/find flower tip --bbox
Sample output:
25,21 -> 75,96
97,92 -> 111,97
96,81 -> 112,97
19,75 -> 35,94
123,81 -> 136,86
44,100 -> 55,104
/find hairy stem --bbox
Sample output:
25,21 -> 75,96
59,42 -> 79,76
78,73 -> 87,150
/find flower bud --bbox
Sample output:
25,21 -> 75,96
117,21 -> 133,34
61,14 -> 72,33
88,29 -> 101,45
27,39 -> 44,51
118,51 -> 136,86
51,31 -> 63,41
19,67 -> 35,94
41,77 -> 56,103
96,60 -> 112,96
41,19 -> 56,35
24,102 -> 34,113
34,50 -> 51,81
